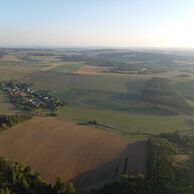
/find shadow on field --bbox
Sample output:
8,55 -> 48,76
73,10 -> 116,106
72,140 -> 148,193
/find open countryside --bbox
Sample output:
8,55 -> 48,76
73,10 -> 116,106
1,1 -> 194,194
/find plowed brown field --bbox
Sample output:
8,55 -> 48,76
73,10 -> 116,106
0,117 -> 147,191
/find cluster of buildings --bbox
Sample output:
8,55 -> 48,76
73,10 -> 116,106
0,81 -> 65,111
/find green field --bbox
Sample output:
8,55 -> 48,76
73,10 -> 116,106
23,71 -> 147,92
57,105 -> 190,136
55,88 -> 141,110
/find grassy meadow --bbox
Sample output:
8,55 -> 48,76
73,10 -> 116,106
57,105 -> 190,136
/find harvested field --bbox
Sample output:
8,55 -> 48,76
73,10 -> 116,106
0,117 -> 147,191
0,55 -> 22,62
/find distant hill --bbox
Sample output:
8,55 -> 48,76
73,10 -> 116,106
140,78 -> 193,114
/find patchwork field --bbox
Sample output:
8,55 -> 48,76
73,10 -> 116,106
0,117 -> 146,191
20,70 -> 194,138
1,48 -> 194,192
23,71 -> 147,92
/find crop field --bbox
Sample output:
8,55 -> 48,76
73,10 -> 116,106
54,88 -> 142,111
20,70 -> 194,138
57,106 -> 190,136
23,71 -> 147,92
0,51 -> 193,137
0,62 -> 48,81
0,117 -> 147,191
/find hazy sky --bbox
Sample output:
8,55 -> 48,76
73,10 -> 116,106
0,0 -> 194,48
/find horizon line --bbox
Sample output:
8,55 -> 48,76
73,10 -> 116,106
0,45 -> 194,51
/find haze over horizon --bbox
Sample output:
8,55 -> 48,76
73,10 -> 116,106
1,0 -> 194,48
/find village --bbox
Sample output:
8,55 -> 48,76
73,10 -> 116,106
0,80 -> 66,111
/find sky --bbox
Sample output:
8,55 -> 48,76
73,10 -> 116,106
0,0 -> 194,48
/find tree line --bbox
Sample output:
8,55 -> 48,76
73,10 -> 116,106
91,132 -> 194,194
0,157 -> 76,194
0,114 -> 32,131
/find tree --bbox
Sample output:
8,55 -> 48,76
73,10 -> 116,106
54,178 -> 66,194
66,183 -> 76,194
0,187 -> 12,194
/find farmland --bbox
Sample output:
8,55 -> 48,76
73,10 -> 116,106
57,106 -> 190,136
2,0 -> 194,193
0,117 -> 147,191
1,49 -> 194,137
23,71 -> 148,92
0,48 -> 194,192
1,49 -> 194,136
